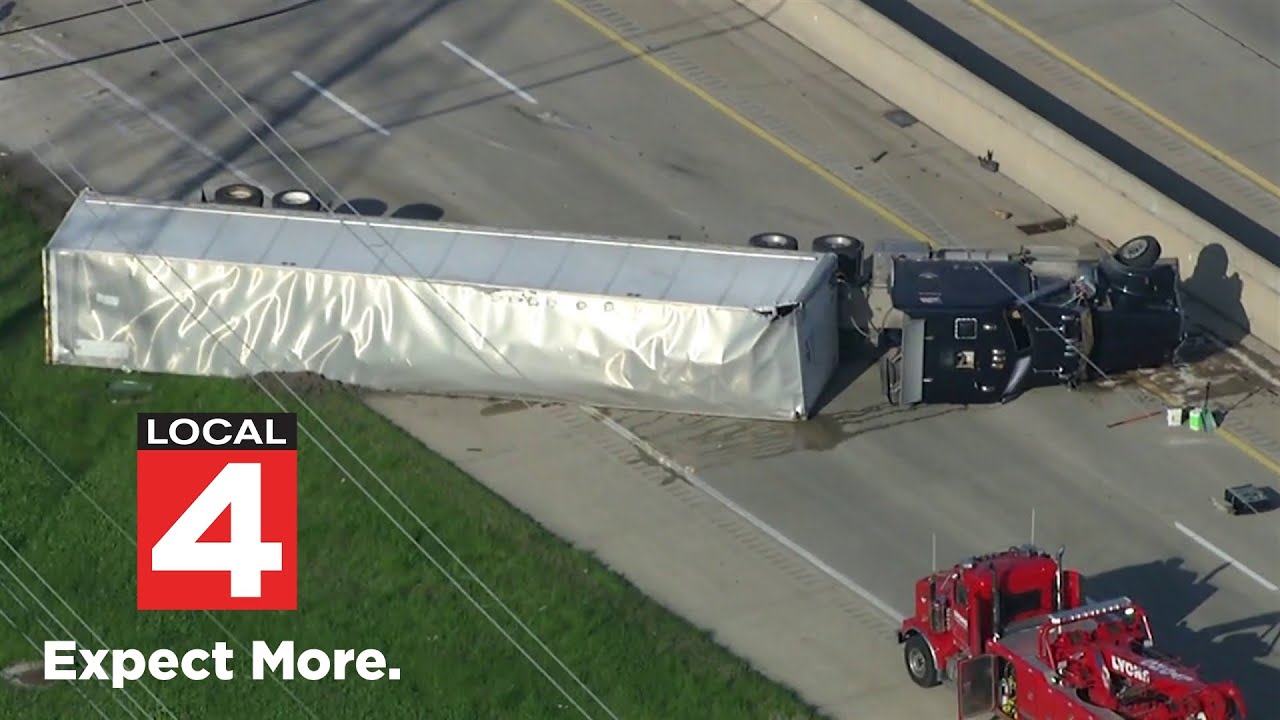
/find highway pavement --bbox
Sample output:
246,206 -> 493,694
902,0 -> 1280,247
2,0 -> 1279,717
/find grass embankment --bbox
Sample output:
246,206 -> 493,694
0,189 -> 821,719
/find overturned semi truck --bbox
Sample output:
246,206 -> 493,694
43,188 -> 842,421
747,231 -> 1187,405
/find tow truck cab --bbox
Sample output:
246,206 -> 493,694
898,546 -> 1087,682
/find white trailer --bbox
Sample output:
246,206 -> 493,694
43,191 -> 840,421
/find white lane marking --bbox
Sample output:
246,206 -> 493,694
442,41 -> 538,105
1174,521 -> 1278,592
29,34 -> 268,193
581,406 -> 907,623
291,70 -> 391,137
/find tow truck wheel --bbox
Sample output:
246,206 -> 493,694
748,232 -> 799,251
903,634 -> 940,688
1114,234 -> 1161,268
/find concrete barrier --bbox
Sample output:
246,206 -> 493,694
732,0 -> 1280,352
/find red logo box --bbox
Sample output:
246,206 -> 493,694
137,413 -> 297,611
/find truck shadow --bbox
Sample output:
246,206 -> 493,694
1086,557 -> 1280,712
1180,243 -> 1250,354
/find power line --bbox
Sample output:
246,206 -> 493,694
0,538 -> 160,719
109,1 -> 626,715
23,141 -> 610,720
0,578 -> 117,719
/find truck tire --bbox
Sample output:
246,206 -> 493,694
812,234 -> 864,282
1114,234 -> 1161,269
748,232 -> 799,251
904,633 -> 940,688
272,189 -> 323,212
212,183 -> 264,208
1099,253 -> 1158,301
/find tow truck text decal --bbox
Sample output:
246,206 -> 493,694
1108,654 -> 1196,684
1108,655 -> 1150,684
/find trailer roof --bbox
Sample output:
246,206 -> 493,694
47,192 -> 831,310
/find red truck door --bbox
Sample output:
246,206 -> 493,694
957,655 -> 999,719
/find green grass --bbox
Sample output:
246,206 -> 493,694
0,189 -> 822,719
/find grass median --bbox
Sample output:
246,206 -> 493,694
0,188 -> 822,719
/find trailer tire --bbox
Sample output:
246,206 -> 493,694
904,633 -> 940,688
212,183 -> 264,208
1113,234 -> 1161,269
272,189 -> 323,212
812,234 -> 864,282
748,232 -> 799,251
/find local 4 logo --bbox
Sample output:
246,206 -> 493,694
136,413 -> 298,611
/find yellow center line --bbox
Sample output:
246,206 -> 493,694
549,0 -> 933,246
967,0 -> 1280,202
552,0 -> 1280,478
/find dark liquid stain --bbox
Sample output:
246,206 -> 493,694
611,401 -> 965,473
479,400 -> 561,417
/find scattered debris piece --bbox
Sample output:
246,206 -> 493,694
871,150 -> 887,164
1016,216 -> 1070,236
991,208 -> 1013,220
978,149 -> 999,172
106,378 -> 152,404
1106,409 -> 1162,429
883,108 -> 917,128
1213,483 -> 1273,515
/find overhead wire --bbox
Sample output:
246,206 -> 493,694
0,578 -> 117,719
0,534 -> 159,719
6,3 -> 1199,718
763,22 -> 1186,419
10,147 -> 323,720
105,1 -> 626,716
21,135 -> 608,720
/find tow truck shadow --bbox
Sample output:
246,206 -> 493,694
1087,557 -> 1280,711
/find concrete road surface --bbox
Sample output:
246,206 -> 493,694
3,0 -> 1279,717
901,0 -> 1280,249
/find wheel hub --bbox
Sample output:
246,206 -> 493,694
1120,238 -> 1148,259
908,648 -> 927,677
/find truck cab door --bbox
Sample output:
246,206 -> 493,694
956,655 -> 998,719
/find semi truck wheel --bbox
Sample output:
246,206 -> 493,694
1114,234 -> 1161,268
903,634 -> 940,688
212,183 -> 264,208
748,232 -> 799,251
812,234 -> 864,283
272,189 -> 323,212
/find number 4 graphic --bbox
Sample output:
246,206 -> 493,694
151,463 -> 283,598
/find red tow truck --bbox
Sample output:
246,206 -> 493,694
898,545 -> 1247,719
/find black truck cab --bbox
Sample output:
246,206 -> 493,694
886,258 -> 1092,404
869,236 -> 1183,406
